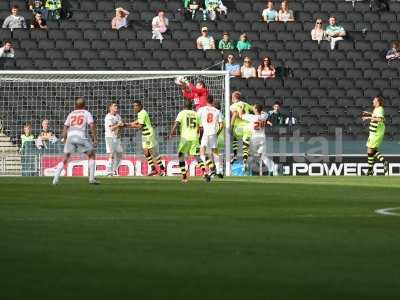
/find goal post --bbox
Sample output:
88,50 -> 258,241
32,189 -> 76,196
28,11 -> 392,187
0,71 -> 231,177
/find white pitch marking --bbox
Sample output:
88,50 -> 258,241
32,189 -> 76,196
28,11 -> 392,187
375,207 -> 400,216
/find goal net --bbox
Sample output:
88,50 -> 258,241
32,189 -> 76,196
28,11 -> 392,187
0,71 -> 230,177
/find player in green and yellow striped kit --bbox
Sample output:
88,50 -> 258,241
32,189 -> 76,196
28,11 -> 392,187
362,96 -> 389,176
230,91 -> 253,166
129,100 -> 166,176
169,101 -> 201,183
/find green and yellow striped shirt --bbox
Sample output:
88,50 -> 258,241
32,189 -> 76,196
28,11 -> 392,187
137,110 -> 154,136
369,106 -> 385,134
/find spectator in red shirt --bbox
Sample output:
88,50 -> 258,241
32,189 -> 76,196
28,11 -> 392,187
178,78 -> 209,111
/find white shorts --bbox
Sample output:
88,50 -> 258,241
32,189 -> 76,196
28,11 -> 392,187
64,136 -> 93,154
105,137 -> 123,154
250,136 -> 267,158
201,134 -> 218,149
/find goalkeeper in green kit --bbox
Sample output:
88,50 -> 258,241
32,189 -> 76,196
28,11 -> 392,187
230,91 -> 253,169
168,101 -> 201,183
362,96 -> 389,176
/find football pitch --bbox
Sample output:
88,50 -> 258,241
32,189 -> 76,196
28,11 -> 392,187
0,176 -> 399,300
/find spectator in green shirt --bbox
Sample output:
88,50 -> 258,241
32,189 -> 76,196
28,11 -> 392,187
325,16 -> 346,50
21,123 -> 35,149
236,33 -> 252,51
183,0 -> 191,9
45,0 -> 62,21
218,32 -> 234,50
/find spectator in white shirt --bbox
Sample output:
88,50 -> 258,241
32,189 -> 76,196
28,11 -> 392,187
196,27 -> 215,50
278,1 -> 294,22
111,7 -> 129,30
311,19 -> 326,44
0,41 -> 15,58
152,11 -> 169,42
241,57 -> 257,79
2,5 -> 27,31
262,1 -> 278,23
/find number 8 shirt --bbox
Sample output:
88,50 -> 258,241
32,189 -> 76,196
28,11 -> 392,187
197,105 -> 222,149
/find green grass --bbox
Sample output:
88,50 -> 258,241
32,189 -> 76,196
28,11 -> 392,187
0,176 -> 399,300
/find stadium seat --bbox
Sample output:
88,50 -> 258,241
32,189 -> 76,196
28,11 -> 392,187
52,59 -> 70,70
46,50 -> 64,60
81,50 -> 99,60
63,49 -> 81,60
92,39 -> 109,50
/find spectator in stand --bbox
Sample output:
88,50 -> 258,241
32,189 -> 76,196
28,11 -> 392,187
21,123 -> 35,149
240,57 -> 257,79
0,41 -> 15,58
36,119 -> 57,149
267,101 -> 285,126
29,0 -> 48,20
45,0 -> 62,21
325,16 -> 346,50
197,27 -> 216,50
204,0 -> 228,21
225,54 -> 241,77
236,33 -> 252,51
257,57 -> 276,79
152,11 -> 169,42
186,0 -> 204,20
278,1 -> 294,22
311,19 -> 326,44
112,7 -> 129,30
218,32 -> 234,50
386,42 -> 400,62
2,5 -> 27,30
262,1 -> 278,23
31,12 -> 48,29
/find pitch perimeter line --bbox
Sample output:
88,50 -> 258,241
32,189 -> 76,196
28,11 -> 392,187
375,207 -> 400,216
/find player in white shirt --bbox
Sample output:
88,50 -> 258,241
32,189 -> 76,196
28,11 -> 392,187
104,102 -> 125,176
240,103 -> 274,174
197,95 -> 224,181
52,98 -> 98,185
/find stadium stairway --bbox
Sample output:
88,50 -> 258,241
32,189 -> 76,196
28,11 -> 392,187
0,132 -> 21,175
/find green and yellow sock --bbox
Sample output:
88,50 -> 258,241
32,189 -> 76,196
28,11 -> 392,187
154,155 -> 165,170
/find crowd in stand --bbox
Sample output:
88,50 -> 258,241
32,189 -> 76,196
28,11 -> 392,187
20,119 -> 58,151
183,0 -> 227,21
311,16 -> 346,50
1,0 -> 400,66
225,54 -> 276,79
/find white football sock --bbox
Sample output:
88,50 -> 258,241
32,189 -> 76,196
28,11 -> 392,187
262,156 -> 275,173
112,153 -> 122,173
213,153 -> 222,174
53,161 -> 64,184
107,158 -> 112,173
88,159 -> 96,182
